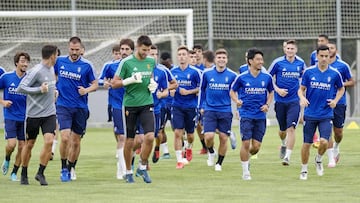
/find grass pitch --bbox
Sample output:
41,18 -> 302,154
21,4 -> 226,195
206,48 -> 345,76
0,126 -> 359,203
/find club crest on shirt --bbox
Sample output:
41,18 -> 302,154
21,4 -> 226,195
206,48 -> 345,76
147,64 -> 151,69
225,77 -> 229,82
77,67 -> 81,73
327,77 -> 331,83
261,81 -> 265,87
187,74 -> 190,79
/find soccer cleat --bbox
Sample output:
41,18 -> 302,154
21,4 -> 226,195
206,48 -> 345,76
327,159 -> 336,168
162,153 -> 171,159
182,158 -> 189,165
299,171 -> 308,180
176,162 -> 184,169
315,158 -> 324,176
185,148 -> 192,162
60,168 -> 70,182
207,153 -> 215,166
199,148 -> 207,155
2,160 -> 10,175
282,157 -> 290,166
152,150 -> 160,163
125,174 -> 134,183
10,173 -> 18,181
242,173 -> 252,180
35,174 -> 48,186
70,167 -> 77,180
136,168 -> 152,183
20,175 -> 29,185
215,164 -> 222,171
229,131 -> 237,150
279,145 -> 286,159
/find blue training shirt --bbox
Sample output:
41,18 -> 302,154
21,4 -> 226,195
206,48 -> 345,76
268,55 -> 306,103
301,65 -> 344,120
199,67 -> 237,112
329,59 -> 352,105
98,59 -> 125,109
153,65 -> 169,114
171,65 -> 201,108
231,70 -> 274,119
0,71 -> 26,121
54,55 -> 97,109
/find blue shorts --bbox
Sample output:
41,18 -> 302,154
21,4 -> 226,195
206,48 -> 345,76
303,117 -> 332,143
112,108 -> 124,135
196,109 -> 203,125
154,113 -> 161,138
171,106 -> 197,133
160,104 -> 172,129
203,111 -> 232,134
332,104 -> 346,128
4,119 -> 25,141
274,101 -> 300,131
240,118 -> 266,142
56,106 -> 89,136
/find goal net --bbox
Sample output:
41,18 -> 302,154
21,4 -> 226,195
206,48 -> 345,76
0,9 -> 193,74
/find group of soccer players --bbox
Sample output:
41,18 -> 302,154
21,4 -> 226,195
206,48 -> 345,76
0,33 -> 353,185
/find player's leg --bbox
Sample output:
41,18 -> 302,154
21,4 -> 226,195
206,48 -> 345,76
2,120 -> 19,175
274,102 -> 287,159
282,102 -> 300,165
20,117 -> 40,185
123,106 -> 137,183
184,108 -> 197,162
331,104 -> 346,165
152,112 -> 161,163
35,115 -> 56,186
10,121 -> 25,181
113,108 -> 125,179
215,111 -> 233,171
239,118 -> 253,180
172,107 -> 186,168
300,118 -> 317,180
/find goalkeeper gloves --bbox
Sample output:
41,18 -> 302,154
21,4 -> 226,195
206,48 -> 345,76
122,72 -> 142,86
148,78 -> 158,93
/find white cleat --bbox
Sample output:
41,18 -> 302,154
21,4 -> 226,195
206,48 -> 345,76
70,167 -> 77,180
214,164 -> 222,171
207,152 -> 215,166
242,173 -> 252,180
299,171 -> 308,180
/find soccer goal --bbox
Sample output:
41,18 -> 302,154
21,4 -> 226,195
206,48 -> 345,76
0,9 -> 193,72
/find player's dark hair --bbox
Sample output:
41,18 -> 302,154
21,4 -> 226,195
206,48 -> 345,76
318,34 -> 329,40
137,35 -> 152,47
69,36 -> 81,44
246,48 -> 263,65
14,51 -> 30,66
286,39 -> 297,46
112,44 -> 121,52
42,45 -> 58,59
193,44 -> 203,51
316,45 -> 329,54
203,50 -> 215,63
177,45 -> 189,52
120,38 -> 135,50
160,51 -> 171,60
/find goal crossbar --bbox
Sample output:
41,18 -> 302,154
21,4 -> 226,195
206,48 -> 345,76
0,9 -> 194,48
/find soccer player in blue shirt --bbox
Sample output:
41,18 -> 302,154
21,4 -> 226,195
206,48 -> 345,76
100,44 -> 122,122
98,39 -> 134,179
298,45 -> 344,180
171,45 -> 201,169
149,45 -> 170,163
230,48 -> 274,180
0,52 -> 29,181
199,48 -> 237,171
326,42 -> 354,168
55,36 -> 98,182
268,40 -> 306,165
159,52 -> 177,159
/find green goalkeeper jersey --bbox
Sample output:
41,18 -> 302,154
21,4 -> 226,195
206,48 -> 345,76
115,54 -> 155,107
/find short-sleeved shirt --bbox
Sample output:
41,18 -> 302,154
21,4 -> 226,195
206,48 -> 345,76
231,70 -> 274,119
0,71 -> 26,121
171,65 -> 201,109
301,66 -> 344,120
54,56 -> 97,109
115,54 -> 155,107
329,59 -> 352,105
268,55 -> 306,103
199,67 -> 237,112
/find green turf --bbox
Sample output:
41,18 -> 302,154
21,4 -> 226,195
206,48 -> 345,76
0,126 -> 359,203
